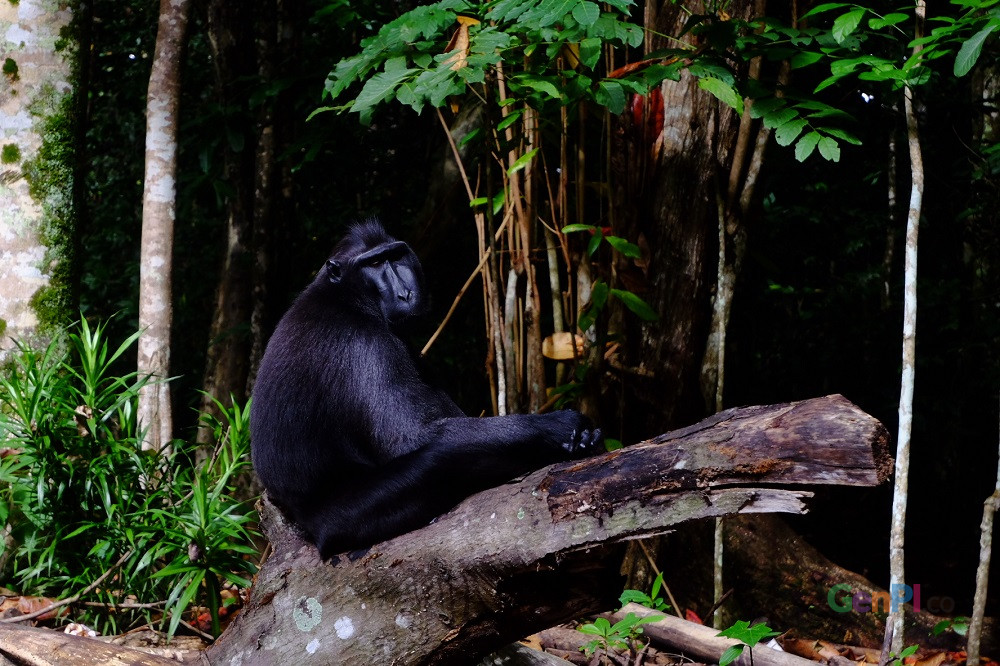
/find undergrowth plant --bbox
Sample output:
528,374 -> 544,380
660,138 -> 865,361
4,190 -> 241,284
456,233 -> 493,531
716,619 -> 781,666
578,613 -> 661,661
578,573 -> 668,660
619,571 -> 670,612
0,319 -> 259,637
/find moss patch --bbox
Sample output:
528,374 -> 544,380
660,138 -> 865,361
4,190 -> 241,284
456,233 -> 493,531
1,144 -> 21,164
23,84 -> 77,332
2,57 -> 18,81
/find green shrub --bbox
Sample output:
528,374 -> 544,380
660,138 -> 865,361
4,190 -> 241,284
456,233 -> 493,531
0,319 -> 259,637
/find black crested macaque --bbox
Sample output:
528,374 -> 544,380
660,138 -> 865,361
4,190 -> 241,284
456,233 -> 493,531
250,220 -> 602,558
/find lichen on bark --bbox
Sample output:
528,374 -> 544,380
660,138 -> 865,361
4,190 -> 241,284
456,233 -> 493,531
0,0 -> 77,350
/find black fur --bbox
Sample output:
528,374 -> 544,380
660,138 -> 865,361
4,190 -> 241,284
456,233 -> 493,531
250,220 -> 602,557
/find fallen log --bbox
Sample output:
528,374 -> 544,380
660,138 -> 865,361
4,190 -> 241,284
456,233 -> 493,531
204,394 -> 889,665
0,622 -> 183,665
0,395 -> 889,665
616,604 -> 817,666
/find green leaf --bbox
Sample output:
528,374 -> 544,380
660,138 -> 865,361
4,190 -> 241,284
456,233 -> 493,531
719,645 -> 745,666
603,0 -> 634,13
591,280 -> 610,311
496,108 -> 524,131
352,63 -> 417,123
507,148 -> 540,176
605,235 -> 642,258
790,51 -> 823,69
800,2 -> 851,20
719,619 -> 778,645
326,54 -> 369,101
587,227 -> 604,256
459,127 -> 483,147
954,22 -> 999,76
512,74 -> 562,99
868,12 -> 908,29
610,289 -> 658,321
625,23 -> 645,48
697,77 -> 744,115
539,0 -> 579,27
760,107 -> 797,130
579,37 -> 603,69
604,438 -> 623,450
821,127 -> 862,145
562,223 -> 596,233
414,65 -> 464,108
774,118 -> 808,146
749,96 -> 785,119
832,8 -> 867,43
595,80 -> 626,114
817,135 -> 841,161
813,73 -> 846,93
905,65 -> 932,86
579,617 -> 612,635
932,620 -> 952,636
794,131 -> 821,161
395,82 -> 418,109
492,190 -> 506,215
689,61 -> 735,85
167,571 -> 206,637
620,589 -> 653,606
572,1 -> 601,26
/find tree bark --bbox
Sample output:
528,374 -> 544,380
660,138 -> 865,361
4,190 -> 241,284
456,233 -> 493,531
246,0 -> 299,394
0,0 -> 74,353
137,0 -> 192,451
612,0 -> 763,441
889,0 -> 926,650
196,0 -> 257,440
203,394 -> 888,665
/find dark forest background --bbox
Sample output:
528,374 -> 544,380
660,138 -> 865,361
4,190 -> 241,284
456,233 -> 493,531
63,0 -> 1000,622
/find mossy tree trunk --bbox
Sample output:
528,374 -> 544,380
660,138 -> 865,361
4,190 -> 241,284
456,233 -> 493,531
0,1 -> 75,355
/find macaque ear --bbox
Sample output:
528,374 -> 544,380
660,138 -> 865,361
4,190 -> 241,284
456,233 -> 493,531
327,259 -> 343,284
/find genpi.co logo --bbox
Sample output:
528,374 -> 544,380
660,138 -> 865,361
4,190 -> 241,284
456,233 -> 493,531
827,584 -> 956,614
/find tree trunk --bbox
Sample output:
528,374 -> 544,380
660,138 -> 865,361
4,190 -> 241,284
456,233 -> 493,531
203,394 -> 888,665
0,1 -> 75,354
246,0 -> 299,394
889,0 -> 925,650
717,515 -> 998,656
613,0 -> 762,441
137,0 -> 192,451
196,0 -> 257,440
